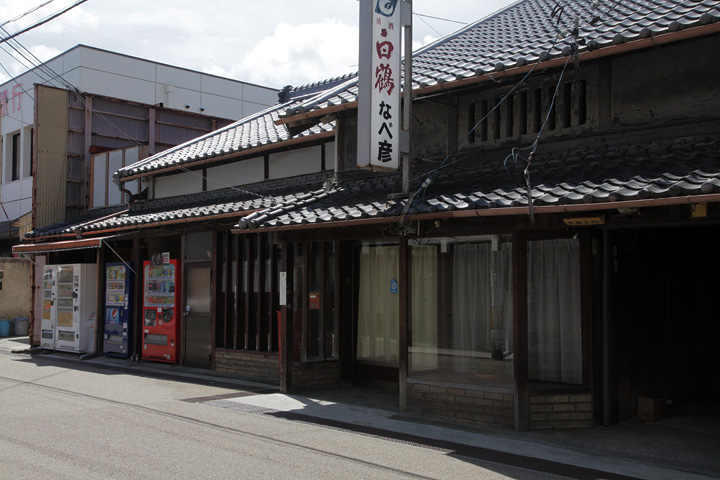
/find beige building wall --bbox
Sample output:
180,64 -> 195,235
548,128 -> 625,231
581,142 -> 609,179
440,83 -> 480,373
0,257 -> 32,320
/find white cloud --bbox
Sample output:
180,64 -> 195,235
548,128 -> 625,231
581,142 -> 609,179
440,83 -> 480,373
216,20 -> 359,88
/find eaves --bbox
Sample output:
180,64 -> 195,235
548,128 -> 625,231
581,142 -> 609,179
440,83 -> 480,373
231,193 -> 720,235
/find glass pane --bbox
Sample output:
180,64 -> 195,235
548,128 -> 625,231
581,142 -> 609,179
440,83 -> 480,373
357,244 -> 399,364
186,232 -> 213,261
408,237 -> 514,388
528,238 -> 582,385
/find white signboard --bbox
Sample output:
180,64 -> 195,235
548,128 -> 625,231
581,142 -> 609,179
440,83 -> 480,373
358,0 -> 402,172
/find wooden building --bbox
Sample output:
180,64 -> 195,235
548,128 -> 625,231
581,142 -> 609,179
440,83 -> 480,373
15,1 -> 720,431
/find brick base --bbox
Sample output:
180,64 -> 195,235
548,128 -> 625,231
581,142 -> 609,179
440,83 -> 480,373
214,349 -> 279,380
530,393 -> 594,429
406,380 -> 515,429
291,361 -> 341,391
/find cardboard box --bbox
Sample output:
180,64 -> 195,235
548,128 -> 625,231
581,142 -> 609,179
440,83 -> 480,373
637,396 -> 667,421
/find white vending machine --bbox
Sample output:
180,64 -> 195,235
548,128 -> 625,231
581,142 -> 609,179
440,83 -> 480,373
41,264 -> 98,353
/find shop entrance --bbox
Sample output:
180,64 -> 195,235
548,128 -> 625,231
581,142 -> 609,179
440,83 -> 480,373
183,263 -> 212,368
182,232 -> 213,369
611,226 -> 720,421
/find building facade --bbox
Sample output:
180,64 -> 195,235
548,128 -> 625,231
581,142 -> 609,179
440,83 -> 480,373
0,45 -> 277,253
15,1 -> 720,432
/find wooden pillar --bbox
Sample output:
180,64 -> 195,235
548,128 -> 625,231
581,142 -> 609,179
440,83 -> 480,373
280,240 -> 291,392
132,236 -> 142,359
513,230 -> 530,431
399,237 -> 409,411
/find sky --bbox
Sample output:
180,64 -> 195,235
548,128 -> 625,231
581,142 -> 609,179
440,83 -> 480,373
0,0 -> 517,89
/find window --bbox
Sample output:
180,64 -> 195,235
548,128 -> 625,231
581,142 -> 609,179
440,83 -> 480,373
215,232 -> 279,353
11,133 -> 20,181
464,79 -> 588,144
357,244 -> 399,364
408,236 -> 514,387
527,238 -> 582,385
306,242 -> 337,361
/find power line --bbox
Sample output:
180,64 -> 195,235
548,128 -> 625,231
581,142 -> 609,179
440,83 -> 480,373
0,0 -> 88,47
414,12 -> 466,25
1,0 -> 58,28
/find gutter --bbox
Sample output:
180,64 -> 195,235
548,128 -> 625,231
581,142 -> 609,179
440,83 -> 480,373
231,193 -> 720,234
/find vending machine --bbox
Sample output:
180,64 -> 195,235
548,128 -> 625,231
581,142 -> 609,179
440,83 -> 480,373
142,259 -> 179,363
40,264 -> 98,353
40,266 -> 55,349
103,262 -> 134,358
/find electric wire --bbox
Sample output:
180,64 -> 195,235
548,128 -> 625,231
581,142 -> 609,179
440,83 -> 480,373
397,0 -> 622,228
0,0 -> 57,28
0,0 -> 88,47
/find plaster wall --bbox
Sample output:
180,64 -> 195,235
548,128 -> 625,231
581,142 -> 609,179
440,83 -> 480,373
206,157 -> 265,191
612,35 -> 720,126
269,146 -> 322,179
0,257 -> 31,319
154,172 -> 203,199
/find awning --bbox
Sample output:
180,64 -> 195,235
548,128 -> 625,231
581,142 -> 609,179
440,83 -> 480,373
12,236 -> 114,254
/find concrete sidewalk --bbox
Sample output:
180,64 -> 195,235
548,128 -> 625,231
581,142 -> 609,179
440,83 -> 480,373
3,335 -> 719,480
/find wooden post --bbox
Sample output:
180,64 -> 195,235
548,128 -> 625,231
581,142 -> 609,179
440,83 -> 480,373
513,230 -> 530,431
399,237 -> 409,411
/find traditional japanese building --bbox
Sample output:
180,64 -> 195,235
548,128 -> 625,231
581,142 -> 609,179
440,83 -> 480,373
15,1 -> 720,431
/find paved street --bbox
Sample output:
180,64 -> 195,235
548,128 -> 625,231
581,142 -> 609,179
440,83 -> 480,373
0,346 -> 557,479
1,337 -> 718,480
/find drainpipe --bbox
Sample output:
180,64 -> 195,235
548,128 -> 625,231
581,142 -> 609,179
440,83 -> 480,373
165,84 -> 175,109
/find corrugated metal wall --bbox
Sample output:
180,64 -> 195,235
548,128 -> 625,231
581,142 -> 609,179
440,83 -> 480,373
34,85 -> 69,230
35,86 -> 232,229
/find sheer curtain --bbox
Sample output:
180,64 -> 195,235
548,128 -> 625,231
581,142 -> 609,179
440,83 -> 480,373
451,242 -> 513,356
528,238 -> 582,384
410,245 -> 438,369
452,243 -> 491,353
357,245 -> 399,363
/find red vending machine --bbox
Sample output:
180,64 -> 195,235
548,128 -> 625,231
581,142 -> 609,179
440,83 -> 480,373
142,259 -> 179,363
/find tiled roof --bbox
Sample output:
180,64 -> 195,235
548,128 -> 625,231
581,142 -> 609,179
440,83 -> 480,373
281,0 -> 720,116
29,134 -> 720,240
235,133 -> 720,230
116,0 -> 720,180
115,99 -> 334,181
25,172 -> 332,239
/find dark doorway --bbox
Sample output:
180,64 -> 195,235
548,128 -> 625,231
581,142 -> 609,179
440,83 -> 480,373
611,226 -> 720,421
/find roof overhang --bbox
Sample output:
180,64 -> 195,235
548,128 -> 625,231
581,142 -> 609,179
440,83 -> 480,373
230,193 -> 720,234
12,236 -> 114,255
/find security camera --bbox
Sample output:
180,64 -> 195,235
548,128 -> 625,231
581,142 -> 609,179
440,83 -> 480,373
199,106 -> 205,112
185,103 -> 190,109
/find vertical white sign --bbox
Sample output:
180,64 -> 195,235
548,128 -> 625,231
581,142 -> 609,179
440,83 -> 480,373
358,0 -> 402,172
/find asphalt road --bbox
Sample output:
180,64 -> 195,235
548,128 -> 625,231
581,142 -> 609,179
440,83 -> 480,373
0,350 -> 559,480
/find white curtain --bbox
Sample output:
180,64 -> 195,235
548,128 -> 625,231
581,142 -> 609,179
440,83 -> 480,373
451,242 -> 513,355
357,245 -> 399,363
528,238 -> 582,384
410,245 -> 438,369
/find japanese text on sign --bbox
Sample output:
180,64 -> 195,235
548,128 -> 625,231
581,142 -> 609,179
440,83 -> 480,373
369,0 -> 401,171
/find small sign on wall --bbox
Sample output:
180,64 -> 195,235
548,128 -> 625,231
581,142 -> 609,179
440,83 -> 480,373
309,291 -> 320,310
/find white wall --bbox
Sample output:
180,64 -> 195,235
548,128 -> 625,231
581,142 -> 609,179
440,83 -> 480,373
269,146 -> 323,179
154,172 -> 203,199
206,157 -> 265,191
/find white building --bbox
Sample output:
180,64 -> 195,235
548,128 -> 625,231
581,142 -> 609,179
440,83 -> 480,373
0,45 -> 277,251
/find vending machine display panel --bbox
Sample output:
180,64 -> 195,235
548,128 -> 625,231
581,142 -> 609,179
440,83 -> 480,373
142,259 -> 178,363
